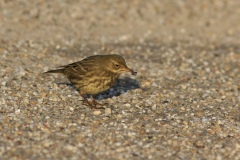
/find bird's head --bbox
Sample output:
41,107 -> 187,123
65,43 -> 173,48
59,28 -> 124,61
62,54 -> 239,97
103,55 -> 137,75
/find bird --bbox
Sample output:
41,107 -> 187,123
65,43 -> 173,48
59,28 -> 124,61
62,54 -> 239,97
44,54 -> 137,109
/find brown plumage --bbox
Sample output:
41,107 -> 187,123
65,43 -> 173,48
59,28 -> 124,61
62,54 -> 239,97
44,54 -> 137,109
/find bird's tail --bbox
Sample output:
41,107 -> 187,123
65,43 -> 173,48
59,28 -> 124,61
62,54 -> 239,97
44,69 -> 64,74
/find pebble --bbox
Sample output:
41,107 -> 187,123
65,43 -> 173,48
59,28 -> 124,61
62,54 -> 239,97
93,111 -> 102,115
105,108 -> 112,115
152,104 -> 157,110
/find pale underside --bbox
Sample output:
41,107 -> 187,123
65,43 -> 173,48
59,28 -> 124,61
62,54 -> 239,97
70,69 -> 120,95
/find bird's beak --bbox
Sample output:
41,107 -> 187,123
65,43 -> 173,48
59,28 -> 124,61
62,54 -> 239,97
122,67 -> 137,75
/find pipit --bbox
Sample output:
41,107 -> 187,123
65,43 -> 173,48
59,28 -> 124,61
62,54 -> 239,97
44,54 -> 137,109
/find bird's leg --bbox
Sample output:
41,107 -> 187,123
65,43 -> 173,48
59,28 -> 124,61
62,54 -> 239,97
80,92 -> 97,109
90,95 -> 104,108
80,92 -> 103,109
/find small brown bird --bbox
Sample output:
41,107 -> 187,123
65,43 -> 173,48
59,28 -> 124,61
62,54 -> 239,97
44,54 -> 137,109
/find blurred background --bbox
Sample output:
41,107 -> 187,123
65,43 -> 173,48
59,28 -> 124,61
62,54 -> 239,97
1,0 -> 240,45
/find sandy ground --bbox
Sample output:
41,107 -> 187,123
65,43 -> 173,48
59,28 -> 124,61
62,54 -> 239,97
1,0 -> 240,159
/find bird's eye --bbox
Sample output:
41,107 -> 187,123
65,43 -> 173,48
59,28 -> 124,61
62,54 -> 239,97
115,64 -> 120,68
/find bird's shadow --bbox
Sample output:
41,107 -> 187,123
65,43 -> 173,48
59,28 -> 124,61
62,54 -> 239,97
56,77 -> 141,100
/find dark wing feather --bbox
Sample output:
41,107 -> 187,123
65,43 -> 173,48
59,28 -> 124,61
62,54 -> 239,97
61,55 -> 101,77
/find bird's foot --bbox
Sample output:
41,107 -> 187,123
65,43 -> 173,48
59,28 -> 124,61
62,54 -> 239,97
82,100 -> 104,109
80,93 -> 104,109
91,100 -> 104,106
89,104 -> 104,110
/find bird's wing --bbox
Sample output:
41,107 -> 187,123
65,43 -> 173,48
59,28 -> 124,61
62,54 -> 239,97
60,56 -> 101,76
